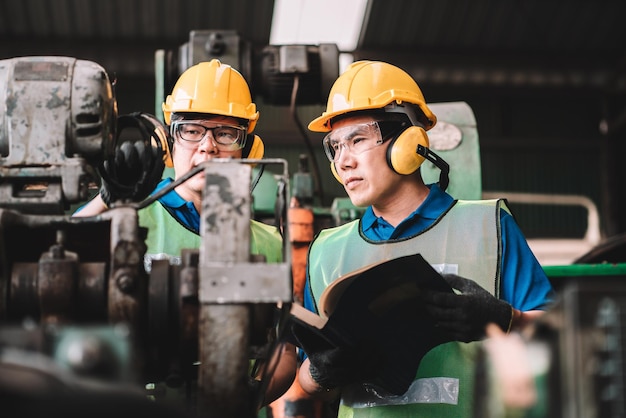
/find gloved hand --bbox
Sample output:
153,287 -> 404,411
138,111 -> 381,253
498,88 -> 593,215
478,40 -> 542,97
422,274 -> 513,343
292,325 -> 382,390
98,112 -> 168,207
98,139 -> 163,206
99,141 -> 142,205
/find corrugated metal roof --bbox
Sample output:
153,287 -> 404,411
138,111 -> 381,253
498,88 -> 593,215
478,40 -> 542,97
0,0 -> 275,43
360,0 -> 625,53
354,0 -> 626,91
1,0 -> 624,89
0,0 -> 276,76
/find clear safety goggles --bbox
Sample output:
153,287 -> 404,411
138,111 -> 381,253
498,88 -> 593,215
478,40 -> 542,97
171,120 -> 247,151
322,120 -> 406,162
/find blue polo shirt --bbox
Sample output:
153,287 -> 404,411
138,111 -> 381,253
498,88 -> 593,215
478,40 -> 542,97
303,184 -> 554,315
151,178 -> 200,233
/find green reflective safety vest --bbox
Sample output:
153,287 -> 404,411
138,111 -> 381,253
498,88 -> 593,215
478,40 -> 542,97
307,199 -> 508,418
139,200 -> 283,271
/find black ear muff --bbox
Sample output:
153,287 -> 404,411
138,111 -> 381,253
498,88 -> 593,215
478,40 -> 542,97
386,126 -> 430,175
330,161 -> 342,184
242,134 -> 264,159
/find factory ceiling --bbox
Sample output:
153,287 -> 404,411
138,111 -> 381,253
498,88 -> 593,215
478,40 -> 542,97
1,0 -> 624,93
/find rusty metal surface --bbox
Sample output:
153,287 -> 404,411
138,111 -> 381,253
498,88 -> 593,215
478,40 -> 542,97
8,261 -> 107,323
198,159 -> 292,304
76,263 -> 108,321
104,207 -> 146,336
1,206 -> 147,328
1,209 -> 109,321
0,57 -> 115,164
199,262 -> 291,303
197,161 -> 253,416
0,56 -> 115,212
146,258 -> 180,378
38,245 -> 79,323
199,304 -> 252,417
200,162 -> 252,263
8,262 -> 39,320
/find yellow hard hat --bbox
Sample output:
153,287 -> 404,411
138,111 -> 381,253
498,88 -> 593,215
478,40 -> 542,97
162,59 -> 259,132
308,60 -> 436,132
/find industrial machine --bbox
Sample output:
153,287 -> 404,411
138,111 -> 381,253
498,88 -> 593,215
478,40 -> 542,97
3,32 -> 626,418
0,55 -> 292,417
473,266 -> 626,418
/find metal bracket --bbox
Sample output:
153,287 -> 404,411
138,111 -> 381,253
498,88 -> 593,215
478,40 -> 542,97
199,262 -> 292,303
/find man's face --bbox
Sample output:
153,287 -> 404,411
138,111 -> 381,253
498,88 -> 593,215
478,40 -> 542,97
327,115 -> 401,208
171,114 -> 245,196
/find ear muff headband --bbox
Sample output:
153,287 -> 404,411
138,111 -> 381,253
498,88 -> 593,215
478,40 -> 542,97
386,126 -> 430,175
242,134 -> 264,159
118,112 -> 173,168
142,113 -> 173,168
330,161 -> 342,184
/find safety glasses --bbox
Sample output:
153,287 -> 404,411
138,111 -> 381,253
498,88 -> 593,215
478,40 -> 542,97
171,120 -> 247,151
322,120 -> 406,162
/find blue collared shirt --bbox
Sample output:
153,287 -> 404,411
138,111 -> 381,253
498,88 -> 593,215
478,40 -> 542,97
151,178 -> 200,234
361,183 -> 455,241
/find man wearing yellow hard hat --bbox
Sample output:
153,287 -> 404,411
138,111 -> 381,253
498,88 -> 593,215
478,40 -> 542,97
76,59 -> 296,410
294,60 -> 554,417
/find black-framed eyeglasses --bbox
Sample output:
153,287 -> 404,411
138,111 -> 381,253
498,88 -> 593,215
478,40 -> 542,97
171,120 -> 246,150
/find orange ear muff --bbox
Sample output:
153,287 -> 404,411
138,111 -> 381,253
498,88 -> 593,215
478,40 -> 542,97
134,112 -> 173,168
330,161 -> 342,184
386,126 -> 430,175
243,134 -> 264,159
147,115 -> 173,168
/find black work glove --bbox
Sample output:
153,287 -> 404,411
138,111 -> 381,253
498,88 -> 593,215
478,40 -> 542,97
98,139 -> 163,206
292,325 -> 382,390
98,112 -> 170,206
423,274 -> 513,343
